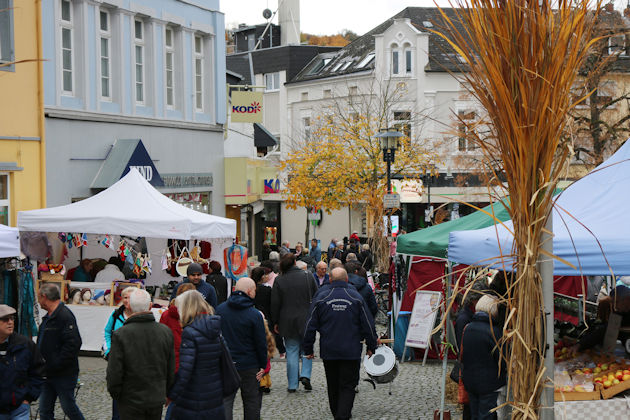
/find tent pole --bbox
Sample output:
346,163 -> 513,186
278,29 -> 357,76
539,216 -> 554,419
438,260 -> 452,420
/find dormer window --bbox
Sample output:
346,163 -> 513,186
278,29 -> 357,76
357,52 -> 375,69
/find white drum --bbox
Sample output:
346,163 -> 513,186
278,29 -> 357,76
363,345 -> 399,384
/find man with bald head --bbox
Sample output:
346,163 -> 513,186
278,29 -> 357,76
216,278 -> 267,420
304,267 -> 377,420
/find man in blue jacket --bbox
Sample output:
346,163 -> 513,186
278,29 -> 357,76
37,283 -> 85,420
170,263 -> 218,308
304,267 -> 378,420
216,278 -> 267,420
0,304 -> 45,419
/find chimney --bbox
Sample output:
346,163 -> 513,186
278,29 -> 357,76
279,0 -> 300,45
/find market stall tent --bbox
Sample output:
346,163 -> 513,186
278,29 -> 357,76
396,200 -> 511,258
0,224 -> 20,258
17,169 -> 236,240
448,139 -> 630,275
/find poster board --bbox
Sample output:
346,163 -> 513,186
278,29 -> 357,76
404,290 -> 442,349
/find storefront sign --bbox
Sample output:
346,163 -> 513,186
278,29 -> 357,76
231,91 -> 263,123
263,179 -> 280,194
161,173 -> 214,188
391,179 -> 422,203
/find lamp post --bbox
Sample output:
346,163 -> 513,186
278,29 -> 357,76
376,128 -> 403,194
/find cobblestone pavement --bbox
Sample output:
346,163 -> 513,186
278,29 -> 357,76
31,356 -> 460,420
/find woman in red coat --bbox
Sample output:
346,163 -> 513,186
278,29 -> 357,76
160,283 -> 195,371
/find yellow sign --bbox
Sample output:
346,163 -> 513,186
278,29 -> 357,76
230,91 -> 263,123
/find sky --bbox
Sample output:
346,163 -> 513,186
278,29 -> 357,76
220,0 -> 451,36
220,0 -> 630,36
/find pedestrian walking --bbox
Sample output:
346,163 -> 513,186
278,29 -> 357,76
279,241 -> 291,257
216,278 -> 267,420
0,304 -> 45,420
36,283 -> 85,420
170,263 -> 218,309
252,267 -> 271,321
327,238 -> 337,262
346,261 -> 378,318
309,239 -> 321,263
313,261 -> 330,287
303,267 -> 378,420
103,286 -> 136,420
106,289 -> 175,420
167,290 -> 225,419
271,254 -> 318,392
207,261 -> 231,306
358,244 -> 373,271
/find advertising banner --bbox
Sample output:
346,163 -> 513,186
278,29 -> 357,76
231,91 -> 263,123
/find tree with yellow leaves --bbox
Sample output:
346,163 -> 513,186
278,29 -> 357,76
280,80 -> 437,270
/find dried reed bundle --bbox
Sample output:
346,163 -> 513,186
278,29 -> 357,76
434,1 -> 601,418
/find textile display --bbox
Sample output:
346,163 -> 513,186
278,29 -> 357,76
223,244 -> 248,282
400,260 -> 445,312
18,268 -> 37,336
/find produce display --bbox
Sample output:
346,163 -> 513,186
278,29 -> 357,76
554,339 -> 630,400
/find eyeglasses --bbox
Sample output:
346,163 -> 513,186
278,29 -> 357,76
0,315 -> 15,322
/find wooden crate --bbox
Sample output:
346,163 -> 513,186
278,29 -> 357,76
554,389 -> 600,401
600,379 -> 630,399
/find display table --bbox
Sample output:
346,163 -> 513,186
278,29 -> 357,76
555,396 -> 630,419
40,305 -> 167,351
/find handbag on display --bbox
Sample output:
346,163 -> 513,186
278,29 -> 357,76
220,336 -> 241,397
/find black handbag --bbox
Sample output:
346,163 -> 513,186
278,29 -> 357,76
220,336 -> 241,397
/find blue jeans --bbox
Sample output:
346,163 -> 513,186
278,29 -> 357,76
38,374 -> 85,420
164,402 -> 174,420
468,391 -> 498,420
0,403 -> 30,420
285,337 -> 312,390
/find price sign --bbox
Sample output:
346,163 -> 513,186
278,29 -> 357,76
383,193 -> 400,209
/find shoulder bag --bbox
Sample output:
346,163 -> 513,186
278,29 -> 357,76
220,336 -> 241,397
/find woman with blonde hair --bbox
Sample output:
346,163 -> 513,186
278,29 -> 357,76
168,290 -> 225,419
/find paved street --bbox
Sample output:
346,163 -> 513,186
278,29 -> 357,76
32,356 -> 460,420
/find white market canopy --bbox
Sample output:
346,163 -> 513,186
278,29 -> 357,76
448,139 -> 630,276
18,168 -> 236,240
0,224 -> 20,258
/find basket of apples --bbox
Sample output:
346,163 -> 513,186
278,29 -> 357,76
596,367 -> 630,399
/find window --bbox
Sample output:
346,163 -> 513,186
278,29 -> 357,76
194,35 -> 204,110
392,50 -> 399,74
393,111 -> 411,138
60,0 -> 73,93
308,57 -> 332,75
264,72 -> 280,91
357,52 -> 375,69
247,34 -> 255,51
348,86 -> 358,96
165,27 -> 175,107
0,174 -> 8,225
0,0 -> 14,70
458,110 -> 477,152
405,49 -> 412,73
332,61 -> 344,72
302,117 -> 311,142
301,92 -> 308,101
323,89 -> 332,99
134,19 -> 145,103
99,10 -> 111,99
340,61 -> 352,71
608,35 -> 626,56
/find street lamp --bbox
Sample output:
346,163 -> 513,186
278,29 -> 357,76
375,128 -> 404,193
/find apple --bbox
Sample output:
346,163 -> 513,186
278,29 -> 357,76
562,385 -> 573,392
594,367 -> 602,374
583,368 -> 592,374
614,379 -> 621,385
575,369 -> 583,375
623,374 -> 630,381
609,374 -> 616,381
604,380 -> 613,388
574,385 -> 586,392
624,370 -> 630,375
616,372 -> 624,380
597,363 -> 603,368
602,364 -> 609,371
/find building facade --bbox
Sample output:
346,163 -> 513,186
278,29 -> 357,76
0,0 -> 46,226
42,0 -> 226,215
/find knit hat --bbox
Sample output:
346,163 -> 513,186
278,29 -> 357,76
187,262 -> 203,275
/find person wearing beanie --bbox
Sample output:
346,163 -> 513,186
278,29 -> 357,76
170,263 -> 218,309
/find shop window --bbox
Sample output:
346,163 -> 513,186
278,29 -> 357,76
0,174 -> 8,225
165,192 -> 210,213
0,0 -> 14,71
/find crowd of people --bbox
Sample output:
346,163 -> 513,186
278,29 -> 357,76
0,237 -> 381,420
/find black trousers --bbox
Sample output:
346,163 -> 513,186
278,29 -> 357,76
117,403 -> 162,420
323,359 -> 360,420
224,368 -> 262,420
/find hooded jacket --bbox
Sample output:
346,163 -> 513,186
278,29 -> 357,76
170,279 -> 218,309
461,311 -> 507,395
303,281 -> 377,360
106,313 -> 175,408
216,291 -> 267,371
168,314 -> 224,419
0,333 -> 45,413
348,273 -> 378,318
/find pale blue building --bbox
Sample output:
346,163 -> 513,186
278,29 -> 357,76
41,0 -> 227,216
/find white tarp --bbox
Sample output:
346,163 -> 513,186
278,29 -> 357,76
18,169 -> 236,240
0,224 -> 20,258
448,139 -> 630,276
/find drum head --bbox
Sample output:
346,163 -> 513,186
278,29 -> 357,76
364,345 -> 396,376
176,257 -> 193,277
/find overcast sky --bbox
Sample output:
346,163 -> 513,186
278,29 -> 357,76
220,0 -> 452,36
220,0 -> 630,36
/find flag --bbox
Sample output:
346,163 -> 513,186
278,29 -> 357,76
81,233 -> 88,247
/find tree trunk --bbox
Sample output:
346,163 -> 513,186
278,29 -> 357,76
304,207 -> 310,247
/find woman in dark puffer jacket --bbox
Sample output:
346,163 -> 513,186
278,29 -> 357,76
168,290 -> 225,419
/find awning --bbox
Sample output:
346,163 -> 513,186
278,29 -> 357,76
253,123 -> 278,148
91,139 -> 164,188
